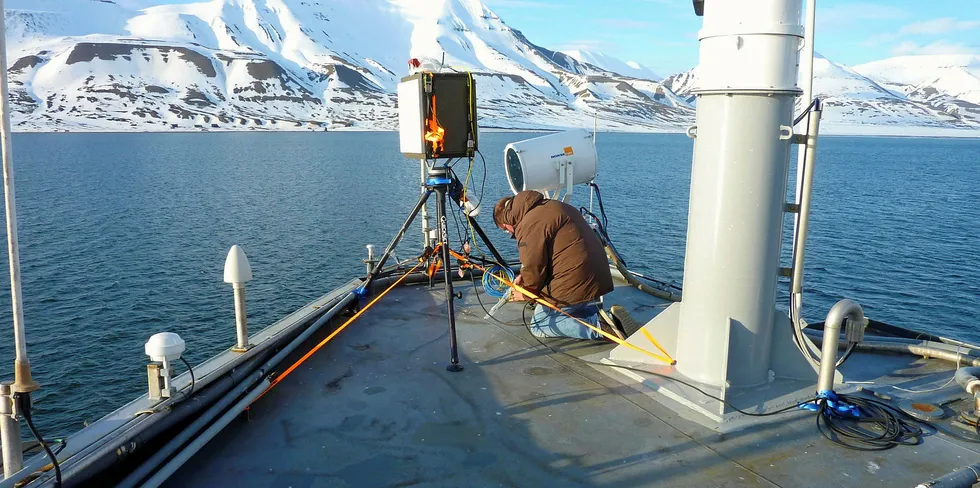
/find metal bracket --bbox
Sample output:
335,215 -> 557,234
147,362 -> 165,401
778,125 -> 794,141
0,383 -> 12,417
784,203 -> 800,213
555,159 -> 575,202
779,267 -> 793,278
686,125 -> 698,139
791,134 -> 807,144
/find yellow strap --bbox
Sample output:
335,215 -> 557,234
450,250 -> 675,365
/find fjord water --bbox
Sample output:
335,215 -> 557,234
0,132 -> 977,436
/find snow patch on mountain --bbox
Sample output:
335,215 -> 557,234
561,50 -> 660,81
852,55 -> 980,127
661,54 -> 980,135
5,0 -> 693,132
3,1 -> 979,134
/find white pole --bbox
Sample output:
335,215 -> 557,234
232,283 -> 248,350
223,245 -> 253,352
792,0 -> 816,254
419,159 -> 431,248
0,0 -> 39,394
1,382 -> 23,478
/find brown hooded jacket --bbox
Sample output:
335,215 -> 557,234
494,191 -> 613,307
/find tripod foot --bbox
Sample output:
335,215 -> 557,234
446,363 -> 464,373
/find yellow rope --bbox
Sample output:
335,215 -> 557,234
449,250 -> 675,365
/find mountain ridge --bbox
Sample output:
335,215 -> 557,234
4,0 -> 979,135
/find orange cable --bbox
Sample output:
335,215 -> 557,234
252,259 -> 425,404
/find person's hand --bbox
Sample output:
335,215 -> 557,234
511,275 -> 527,301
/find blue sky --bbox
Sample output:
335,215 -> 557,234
481,0 -> 980,76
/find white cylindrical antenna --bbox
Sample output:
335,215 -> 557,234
0,0 -> 39,396
364,244 -> 377,275
223,245 -> 254,352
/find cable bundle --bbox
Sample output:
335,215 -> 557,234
809,391 -> 923,451
482,265 -> 515,299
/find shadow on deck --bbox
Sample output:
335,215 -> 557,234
165,279 -> 980,487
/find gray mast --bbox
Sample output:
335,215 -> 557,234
674,0 -> 804,387
607,0 -> 811,402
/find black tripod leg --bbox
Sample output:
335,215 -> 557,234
363,189 -> 431,290
446,170 -> 508,267
436,187 -> 464,372
466,216 -> 508,266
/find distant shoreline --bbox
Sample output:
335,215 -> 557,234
11,126 -> 980,139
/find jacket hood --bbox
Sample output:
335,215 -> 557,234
496,191 -> 544,228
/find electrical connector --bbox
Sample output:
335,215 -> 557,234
845,316 -> 868,344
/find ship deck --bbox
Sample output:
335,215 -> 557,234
166,278 -> 979,487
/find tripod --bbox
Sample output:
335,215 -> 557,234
361,164 -> 508,372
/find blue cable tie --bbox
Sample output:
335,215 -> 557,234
799,402 -> 820,412
354,286 -> 369,298
800,390 -> 861,417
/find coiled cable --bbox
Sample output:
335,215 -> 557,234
482,265 -> 515,299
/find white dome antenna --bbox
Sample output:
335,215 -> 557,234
223,245 -> 254,352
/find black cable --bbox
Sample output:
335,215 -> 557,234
20,438 -> 66,456
468,271 -> 524,328
518,302 -> 813,418
793,98 -> 819,126
836,343 -> 856,368
580,207 -> 630,269
476,149 -> 488,210
15,393 -> 61,487
815,393 -> 923,451
588,182 -> 609,230
180,356 -> 196,396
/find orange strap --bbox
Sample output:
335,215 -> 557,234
450,249 -> 675,365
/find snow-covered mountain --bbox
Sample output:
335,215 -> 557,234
853,55 -> 980,128
561,50 -> 660,81
854,55 -> 980,104
4,0 -> 691,132
4,0 -> 979,134
665,54 -> 980,135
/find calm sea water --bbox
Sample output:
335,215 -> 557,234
0,132 -> 977,436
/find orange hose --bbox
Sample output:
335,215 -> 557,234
253,259 -> 425,403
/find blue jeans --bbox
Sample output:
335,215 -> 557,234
530,302 -> 602,340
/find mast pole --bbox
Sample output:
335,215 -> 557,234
792,0 -> 817,270
673,0 -> 805,387
0,0 -> 39,394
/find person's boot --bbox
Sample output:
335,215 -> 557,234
597,308 -> 626,340
609,305 -> 643,338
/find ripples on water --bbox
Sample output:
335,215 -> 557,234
0,132 -> 977,435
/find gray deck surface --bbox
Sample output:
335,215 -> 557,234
167,280 -> 980,487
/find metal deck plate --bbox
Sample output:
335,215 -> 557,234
165,281 -> 980,487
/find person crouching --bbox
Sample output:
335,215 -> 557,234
493,191 -> 641,340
